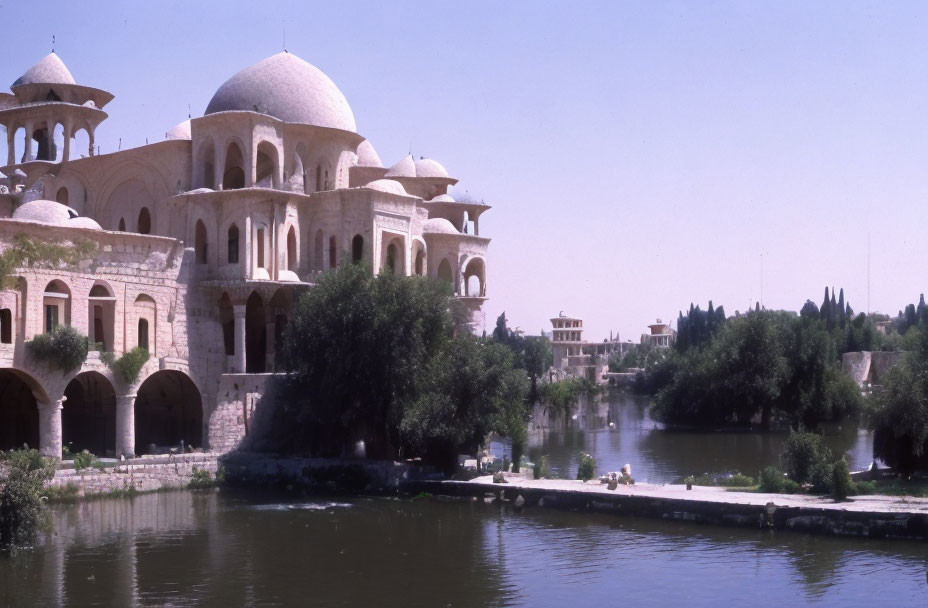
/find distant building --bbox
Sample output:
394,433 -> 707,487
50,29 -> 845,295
550,312 -> 626,383
641,318 -> 676,348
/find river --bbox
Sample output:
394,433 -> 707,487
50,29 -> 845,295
525,389 -> 873,482
1,490 -> 926,607
1,392 -> 921,607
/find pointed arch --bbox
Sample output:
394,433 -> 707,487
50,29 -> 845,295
223,141 -> 246,189
227,223 -> 240,264
137,207 -> 151,234
194,219 -> 208,264
287,225 -> 298,271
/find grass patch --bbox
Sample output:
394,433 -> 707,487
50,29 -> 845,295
676,472 -> 756,488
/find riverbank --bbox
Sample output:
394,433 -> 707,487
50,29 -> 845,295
411,474 -> 928,540
46,453 -> 219,499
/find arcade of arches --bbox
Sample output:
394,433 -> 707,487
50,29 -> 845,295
0,367 -> 205,458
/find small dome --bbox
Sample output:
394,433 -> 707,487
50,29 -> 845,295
12,53 -> 76,88
364,179 -> 408,196
67,217 -> 103,230
423,218 -> 459,235
385,155 -> 416,178
414,157 -> 449,178
428,194 -> 455,203
12,199 -> 101,230
355,140 -> 382,168
205,52 -> 356,132
165,119 -> 192,140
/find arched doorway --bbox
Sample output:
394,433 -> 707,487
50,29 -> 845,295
195,220 -> 208,265
246,292 -> 266,373
0,369 -> 40,451
463,258 -> 486,297
88,283 -> 115,352
135,370 -> 203,453
437,258 -> 453,286
223,142 -> 246,189
62,371 -> 116,456
352,234 -> 364,264
137,207 -> 151,234
287,226 -> 297,271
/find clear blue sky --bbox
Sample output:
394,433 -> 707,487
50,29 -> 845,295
3,1 -> 928,341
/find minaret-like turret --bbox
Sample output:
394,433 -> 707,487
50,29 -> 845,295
0,52 -> 113,167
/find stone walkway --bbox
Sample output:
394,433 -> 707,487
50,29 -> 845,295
468,474 -> 928,515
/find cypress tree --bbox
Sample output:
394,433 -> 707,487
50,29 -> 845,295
838,288 -> 846,328
821,287 -> 830,321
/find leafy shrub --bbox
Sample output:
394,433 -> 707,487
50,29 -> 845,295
760,466 -> 802,493
110,347 -> 150,385
26,326 -> 90,372
719,473 -> 756,487
854,480 -> 877,495
72,450 -> 97,471
782,430 -> 832,485
577,452 -> 595,482
187,466 -> 217,490
831,458 -> 852,500
0,448 -> 56,552
533,455 -> 551,480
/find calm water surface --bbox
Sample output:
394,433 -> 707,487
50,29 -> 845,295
0,393 -> 915,607
1,491 -> 926,607
526,390 -> 873,482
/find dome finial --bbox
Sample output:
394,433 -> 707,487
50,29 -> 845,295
52,34 -> 55,53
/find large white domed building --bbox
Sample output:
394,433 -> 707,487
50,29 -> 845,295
0,51 -> 490,460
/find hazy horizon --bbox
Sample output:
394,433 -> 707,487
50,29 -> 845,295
3,1 -> 927,342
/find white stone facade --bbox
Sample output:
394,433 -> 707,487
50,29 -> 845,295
0,51 -> 490,459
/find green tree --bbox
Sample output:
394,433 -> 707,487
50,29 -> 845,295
400,335 -> 528,474
0,449 -> 56,553
275,263 -> 451,458
870,328 -> 928,474
0,234 -> 96,289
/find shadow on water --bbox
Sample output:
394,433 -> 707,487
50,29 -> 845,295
1,490 -> 928,606
528,389 -> 872,483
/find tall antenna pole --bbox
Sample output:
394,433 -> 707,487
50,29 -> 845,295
867,232 -> 871,315
760,253 -> 763,309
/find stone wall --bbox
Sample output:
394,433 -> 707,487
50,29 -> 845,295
413,480 -> 928,541
47,453 -> 218,498
841,350 -> 904,386
208,373 -> 273,454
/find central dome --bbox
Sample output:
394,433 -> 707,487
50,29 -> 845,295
205,52 -> 356,132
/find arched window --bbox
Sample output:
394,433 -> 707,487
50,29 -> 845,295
227,224 -> 239,264
118,217 -> 126,232
56,187 -> 69,204
194,220 -> 208,264
415,249 -> 425,276
386,243 -> 397,274
255,142 -> 279,189
287,226 -> 297,271
223,142 -> 246,189
256,228 -> 266,269
89,284 -> 115,352
313,230 -> 324,271
138,318 -> 149,351
352,235 -> 364,263
437,259 -> 453,286
43,280 -> 71,332
0,309 -> 11,344
315,165 -> 322,192
328,236 -> 337,269
135,294 -> 156,354
137,207 -> 151,234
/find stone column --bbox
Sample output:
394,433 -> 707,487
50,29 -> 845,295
38,398 -> 64,459
116,394 -> 136,458
24,123 -> 34,162
233,304 -> 246,373
61,121 -> 71,163
6,127 -> 13,166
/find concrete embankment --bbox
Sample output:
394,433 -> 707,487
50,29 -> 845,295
410,475 -> 928,541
